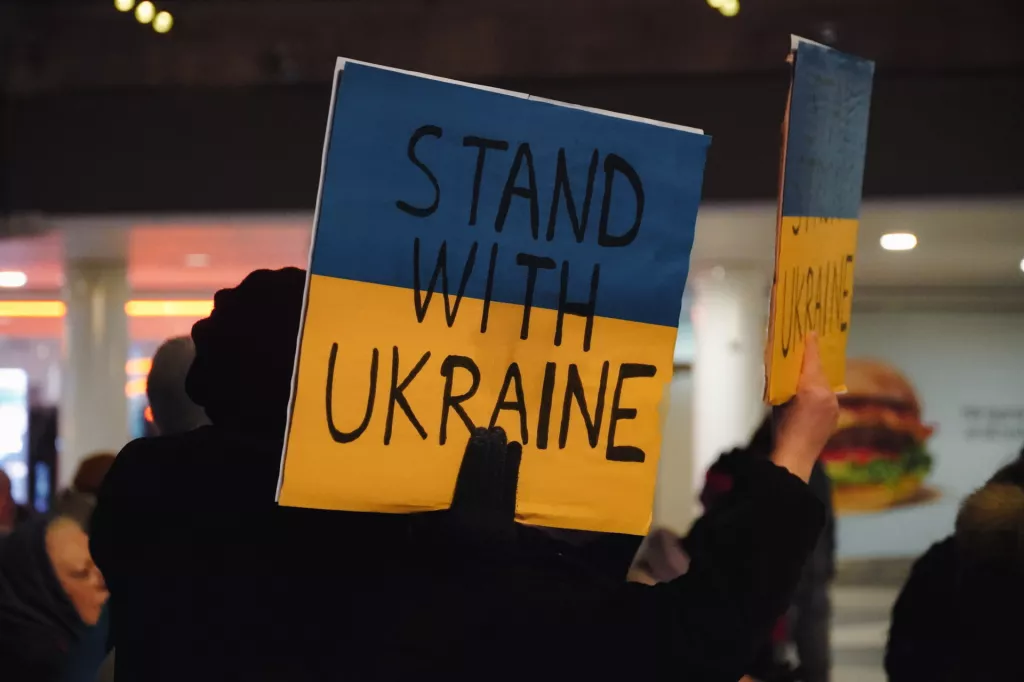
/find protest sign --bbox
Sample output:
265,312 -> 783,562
276,60 -> 709,535
765,37 -> 875,405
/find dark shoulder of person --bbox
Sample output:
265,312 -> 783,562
885,537 -> 958,682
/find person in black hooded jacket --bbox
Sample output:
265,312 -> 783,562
886,449 -> 1024,682
91,267 -> 838,682
0,509 -> 108,682
700,417 -> 837,682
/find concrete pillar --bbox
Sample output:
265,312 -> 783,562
691,265 -> 769,486
59,258 -> 130,489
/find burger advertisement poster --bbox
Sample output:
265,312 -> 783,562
823,360 -> 936,515
835,312 -> 1024,560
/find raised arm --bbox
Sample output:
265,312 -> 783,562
601,334 -> 838,681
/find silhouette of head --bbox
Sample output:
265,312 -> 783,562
955,446 -> 1024,573
186,267 -> 307,438
70,453 -> 116,497
147,336 -> 209,435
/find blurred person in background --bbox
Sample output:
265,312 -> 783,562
145,336 -> 210,436
28,385 -> 60,514
92,267 -> 838,682
57,453 -> 115,506
886,446 -> 1024,682
0,504 -> 109,682
1,469 -> 35,541
54,454 -> 117,682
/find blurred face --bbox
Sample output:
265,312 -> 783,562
45,518 -> 109,625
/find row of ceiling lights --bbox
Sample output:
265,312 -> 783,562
114,0 -> 174,34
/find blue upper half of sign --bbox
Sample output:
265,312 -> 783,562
783,43 -> 874,221
309,63 -> 710,329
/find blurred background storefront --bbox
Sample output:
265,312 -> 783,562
2,2 -> 1022,678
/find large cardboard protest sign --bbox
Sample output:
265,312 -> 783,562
277,60 -> 709,535
765,38 -> 875,405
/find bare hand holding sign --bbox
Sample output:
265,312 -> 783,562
773,332 -> 840,483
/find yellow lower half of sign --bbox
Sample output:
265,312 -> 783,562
766,216 -> 859,405
278,274 -> 678,535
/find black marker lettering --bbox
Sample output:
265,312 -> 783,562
606,363 -> 657,463
597,153 -> 644,248
463,136 -> 509,226
440,355 -> 481,445
535,362 -> 557,450
804,267 -> 815,332
384,347 -> 430,445
480,243 -> 498,334
780,269 -> 793,359
840,254 -> 853,332
496,143 -> 540,239
325,343 -> 377,443
413,238 -> 478,326
396,125 -> 442,218
489,362 -> 528,444
546,148 -> 600,243
558,362 -> 609,449
516,252 -> 556,340
556,261 -> 600,352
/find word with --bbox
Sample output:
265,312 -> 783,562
413,238 -> 599,352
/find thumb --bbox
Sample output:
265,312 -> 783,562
798,332 -> 825,388
449,427 -> 521,532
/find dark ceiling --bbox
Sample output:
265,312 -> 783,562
2,0 -> 1022,214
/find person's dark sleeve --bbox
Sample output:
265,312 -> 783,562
603,457 -> 826,682
790,563 -> 832,682
885,537 -> 957,682
90,440 -> 137,586
89,439 -> 154,648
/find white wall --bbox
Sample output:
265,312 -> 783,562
653,369 -> 695,534
839,311 -> 1024,559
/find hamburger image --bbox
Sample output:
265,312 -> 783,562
822,359 -> 935,514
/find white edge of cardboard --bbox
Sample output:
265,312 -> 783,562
790,35 -> 830,51
336,57 -> 704,135
275,60 -> 346,502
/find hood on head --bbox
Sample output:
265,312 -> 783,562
955,483 -> 1024,571
186,267 -> 307,439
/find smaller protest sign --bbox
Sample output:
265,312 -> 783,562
765,36 -> 875,405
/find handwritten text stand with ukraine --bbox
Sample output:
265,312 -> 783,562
765,38 -> 875,405
277,60 -> 710,535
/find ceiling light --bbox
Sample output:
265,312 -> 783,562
706,0 -> 727,8
125,300 -> 214,317
135,1 -> 155,24
153,10 -> 174,33
0,301 -> 65,318
0,300 -> 213,318
1019,258 -> 1024,273
185,253 -> 210,268
0,271 -> 27,288
114,0 -> 136,11
719,0 -> 740,16
880,232 -> 917,251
